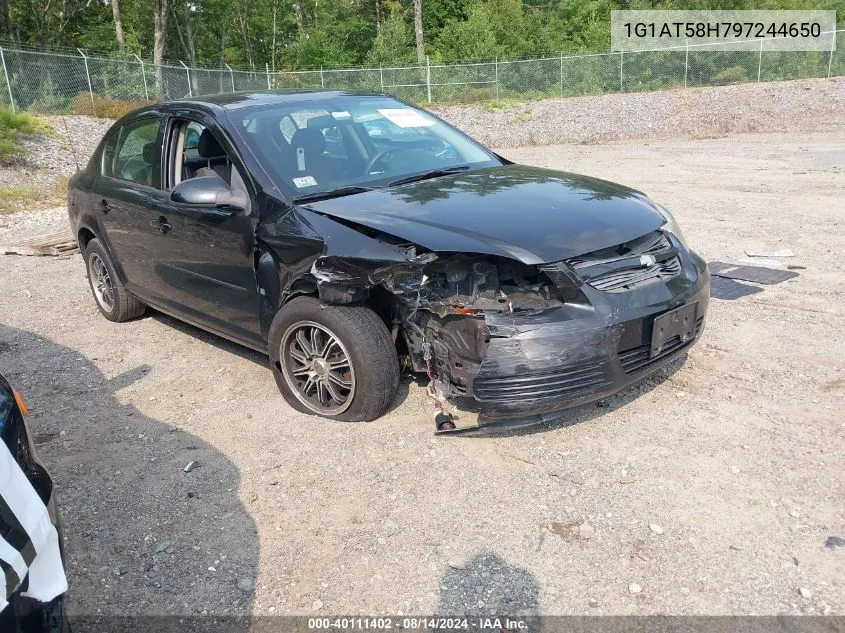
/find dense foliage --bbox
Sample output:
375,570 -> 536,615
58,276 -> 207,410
1,0 -> 842,70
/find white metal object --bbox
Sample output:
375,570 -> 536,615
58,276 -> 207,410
134,54 -> 149,100
266,63 -> 271,89
684,40 -> 689,89
828,34 -> 836,78
559,51 -> 564,97
494,57 -> 499,101
179,60 -> 192,96
426,55 -> 432,104
77,48 -> 95,109
0,47 -> 14,113
225,63 -> 235,92
619,49 -> 624,91
757,38 -> 763,82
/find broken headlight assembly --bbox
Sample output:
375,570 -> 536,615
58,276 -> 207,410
657,204 -> 688,247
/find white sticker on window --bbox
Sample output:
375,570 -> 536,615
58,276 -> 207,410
331,111 -> 351,120
293,176 -> 318,188
377,108 -> 435,128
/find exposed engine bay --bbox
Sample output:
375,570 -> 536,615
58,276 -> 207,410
309,244 -> 580,429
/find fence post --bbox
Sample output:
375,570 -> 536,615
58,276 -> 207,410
77,48 -> 95,109
225,64 -> 235,92
179,60 -> 192,96
684,40 -> 689,89
827,31 -> 835,78
379,65 -> 384,92
0,46 -> 14,113
320,65 -> 325,88
559,51 -> 563,97
494,57 -> 499,102
619,49 -> 624,91
757,38 -> 763,82
266,63 -> 271,89
426,55 -> 432,104
134,54 -> 149,100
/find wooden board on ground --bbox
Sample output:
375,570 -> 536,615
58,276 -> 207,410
2,230 -> 78,257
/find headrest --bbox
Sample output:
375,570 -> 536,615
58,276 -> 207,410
306,114 -> 336,129
291,128 -> 326,155
142,142 -> 155,163
198,129 -> 225,158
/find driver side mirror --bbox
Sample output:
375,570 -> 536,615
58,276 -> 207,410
170,176 -> 247,211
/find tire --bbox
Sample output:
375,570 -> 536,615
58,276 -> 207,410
83,238 -> 145,322
269,296 -> 400,422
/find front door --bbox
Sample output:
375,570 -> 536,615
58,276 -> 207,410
149,117 -> 263,350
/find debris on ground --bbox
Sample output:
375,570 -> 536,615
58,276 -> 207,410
744,249 -> 795,258
824,536 -> 845,549
708,262 -> 799,285
183,460 -> 200,473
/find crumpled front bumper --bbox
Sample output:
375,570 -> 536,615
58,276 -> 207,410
441,249 -> 710,434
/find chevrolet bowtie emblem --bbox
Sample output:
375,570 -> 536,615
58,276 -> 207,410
639,254 -> 656,267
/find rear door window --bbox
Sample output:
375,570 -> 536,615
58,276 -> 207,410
102,118 -> 162,188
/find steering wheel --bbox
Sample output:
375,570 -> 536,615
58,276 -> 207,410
365,148 -> 398,175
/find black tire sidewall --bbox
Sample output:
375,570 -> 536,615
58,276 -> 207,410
268,297 -> 399,422
84,238 -> 142,322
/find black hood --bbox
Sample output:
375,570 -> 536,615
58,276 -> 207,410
302,165 -> 667,264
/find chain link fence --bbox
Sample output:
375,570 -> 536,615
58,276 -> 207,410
0,30 -> 842,116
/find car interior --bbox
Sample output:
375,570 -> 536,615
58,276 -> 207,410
239,108 -> 459,192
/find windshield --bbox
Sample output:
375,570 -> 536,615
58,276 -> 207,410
229,95 -> 500,199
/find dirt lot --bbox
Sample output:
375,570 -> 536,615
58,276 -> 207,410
0,128 -> 843,618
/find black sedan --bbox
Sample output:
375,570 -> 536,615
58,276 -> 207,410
0,374 -> 68,632
67,91 -> 709,431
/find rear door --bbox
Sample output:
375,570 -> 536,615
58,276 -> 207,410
94,116 -> 169,301
149,115 -> 263,349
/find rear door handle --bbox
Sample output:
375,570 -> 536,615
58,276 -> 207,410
98,199 -> 111,214
150,216 -> 172,234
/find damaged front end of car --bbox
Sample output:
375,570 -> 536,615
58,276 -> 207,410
265,211 -> 710,434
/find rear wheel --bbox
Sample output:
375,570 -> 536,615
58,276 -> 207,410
269,297 -> 399,422
83,238 -> 145,322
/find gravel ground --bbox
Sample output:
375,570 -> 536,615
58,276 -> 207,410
434,77 -> 845,147
0,116 -> 111,190
0,127 -> 843,618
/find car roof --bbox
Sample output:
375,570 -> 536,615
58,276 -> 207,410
164,90 -> 388,112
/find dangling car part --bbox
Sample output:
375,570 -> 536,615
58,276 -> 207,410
0,373 -> 69,632
67,91 -> 709,431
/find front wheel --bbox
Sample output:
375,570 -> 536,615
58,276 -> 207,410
268,297 -> 400,422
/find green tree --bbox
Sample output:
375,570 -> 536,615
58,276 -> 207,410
367,11 -> 416,65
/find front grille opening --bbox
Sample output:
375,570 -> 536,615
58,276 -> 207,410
567,231 -> 681,293
474,361 -> 611,403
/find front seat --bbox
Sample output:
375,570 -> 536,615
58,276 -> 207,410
289,128 -> 340,184
195,129 -> 232,185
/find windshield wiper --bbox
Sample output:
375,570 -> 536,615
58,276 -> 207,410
293,186 -> 377,204
387,165 -> 472,187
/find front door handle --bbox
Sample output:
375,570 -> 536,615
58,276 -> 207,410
98,199 -> 111,214
151,216 -> 172,234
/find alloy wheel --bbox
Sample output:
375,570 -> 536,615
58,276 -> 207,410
89,253 -> 115,313
279,321 -> 356,415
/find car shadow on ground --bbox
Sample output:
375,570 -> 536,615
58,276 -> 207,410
0,324 -> 259,630
148,310 -> 269,368
438,551 -> 540,621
